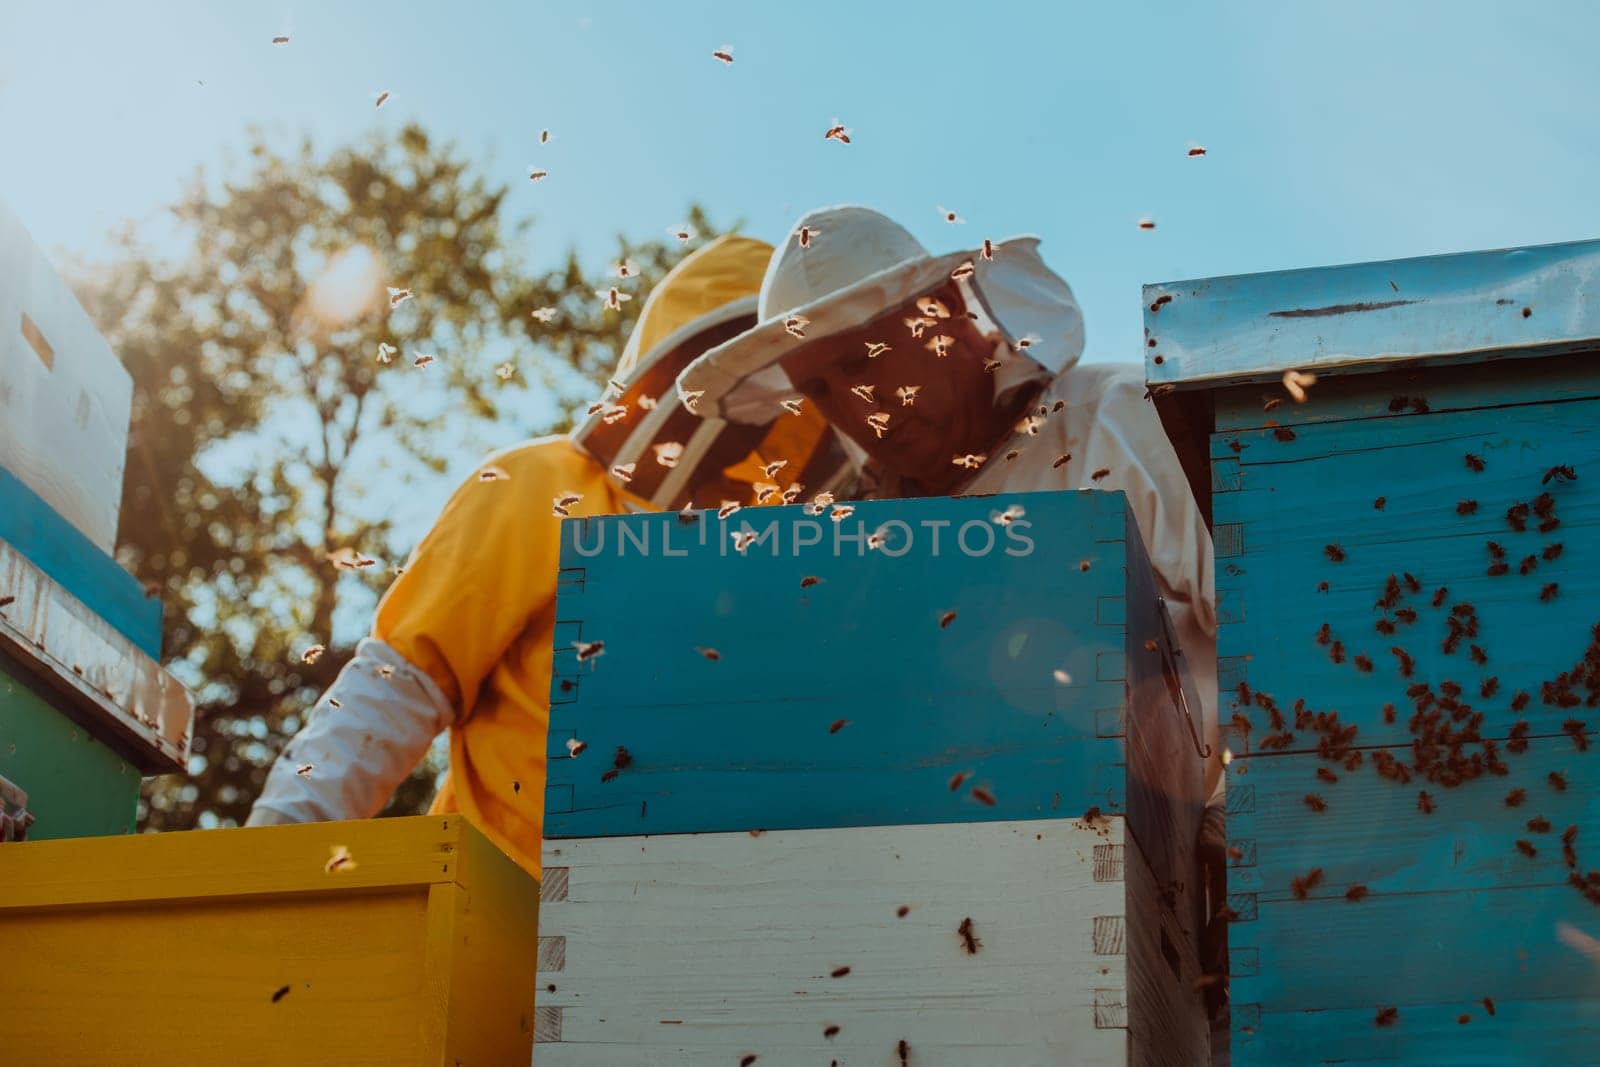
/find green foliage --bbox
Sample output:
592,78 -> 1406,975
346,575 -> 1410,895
71,124 -> 727,830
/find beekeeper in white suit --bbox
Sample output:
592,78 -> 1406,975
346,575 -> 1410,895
678,204 -> 1222,813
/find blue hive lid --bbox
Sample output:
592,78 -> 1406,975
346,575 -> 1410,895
1143,237 -> 1600,391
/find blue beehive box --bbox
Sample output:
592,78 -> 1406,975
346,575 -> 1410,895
1145,240 -> 1600,1064
536,491 -> 1213,1065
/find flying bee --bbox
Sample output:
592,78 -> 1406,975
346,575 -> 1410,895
712,45 -> 734,65
781,483 -> 805,504
732,530 -> 758,554
779,397 -> 804,416
1324,544 -> 1346,562
387,287 -> 413,308
1375,1007 -> 1399,1027
794,225 -> 820,249
982,238 -> 995,260
1091,468 -> 1111,481
1137,217 -> 1156,231
696,647 -> 722,661
552,492 -> 582,517
376,342 -> 396,363
925,334 -> 955,358
824,122 -> 851,144
1541,582 -> 1560,602
950,260 -> 976,281
528,169 -> 550,183
375,91 -> 390,108
667,224 -> 697,244
937,205 -> 965,224
952,453 -> 987,470
896,384 -> 921,407
865,341 -> 891,358
850,384 -> 877,403
610,259 -> 639,279
573,639 -> 605,662
784,315 -> 810,338
1515,839 -> 1538,858
566,738 -> 588,757
1457,500 -> 1479,515
477,466 -> 510,482
1346,884 -> 1369,901
1304,794 -> 1328,812
600,403 -> 629,425
753,483 -> 780,505
296,763 -> 314,777
653,442 -> 684,468
611,462 -> 636,483
531,306 -> 559,323
939,610 -> 958,629
272,35 -> 290,45
969,785 -> 997,806
718,500 -> 742,519
495,361 -> 515,381
1465,453 -> 1486,472
301,644 -> 325,665
1282,369 -> 1317,403
829,503 -> 856,522
325,845 -> 357,874
597,286 -> 631,311
1053,454 -> 1071,469
948,770 -> 972,792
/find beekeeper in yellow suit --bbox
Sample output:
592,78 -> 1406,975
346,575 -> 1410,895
246,235 -> 854,878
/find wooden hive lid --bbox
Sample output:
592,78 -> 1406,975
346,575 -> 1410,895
1143,237 -> 1600,394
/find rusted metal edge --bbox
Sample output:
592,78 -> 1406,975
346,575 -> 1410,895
0,538 -> 191,773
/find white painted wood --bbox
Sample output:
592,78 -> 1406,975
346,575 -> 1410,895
536,817 -> 1179,1066
0,197 -> 131,551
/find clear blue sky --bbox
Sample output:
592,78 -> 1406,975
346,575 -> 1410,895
5,0 -> 1599,369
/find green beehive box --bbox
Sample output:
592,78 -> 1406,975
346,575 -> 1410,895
0,535 -> 192,841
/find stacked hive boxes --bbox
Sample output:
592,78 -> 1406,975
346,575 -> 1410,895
0,196 -> 192,838
1144,240 -> 1600,1064
536,491 -> 1212,1065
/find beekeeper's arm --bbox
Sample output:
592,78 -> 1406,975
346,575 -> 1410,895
1076,370 -> 1223,803
247,446 -> 564,825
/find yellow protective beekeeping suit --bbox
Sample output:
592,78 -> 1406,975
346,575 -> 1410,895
376,237 -> 774,878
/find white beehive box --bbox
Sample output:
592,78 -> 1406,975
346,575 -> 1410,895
0,197 -> 132,552
537,818 -> 1207,1066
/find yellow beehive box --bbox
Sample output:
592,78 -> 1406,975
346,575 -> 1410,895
0,815 -> 539,1065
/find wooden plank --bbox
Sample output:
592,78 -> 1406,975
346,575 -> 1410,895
1125,828 -> 1209,1067
0,816 -> 465,908
1214,398 -> 1600,749
0,198 -> 132,553
1225,737 -> 1599,898
3,885 -> 434,1064
546,491 -> 1136,838
536,818 -> 1156,1065
1229,883 -> 1600,1012
0,465 -> 162,658
1212,348 -> 1600,433
1232,996 -> 1600,1066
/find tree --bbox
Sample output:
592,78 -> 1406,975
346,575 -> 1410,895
71,124 -> 727,830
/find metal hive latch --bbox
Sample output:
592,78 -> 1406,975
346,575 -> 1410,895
1155,596 -> 1213,759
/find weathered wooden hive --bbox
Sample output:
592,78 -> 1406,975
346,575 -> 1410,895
536,490 -> 1212,1065
1144,240 -> 1600,1064
0,196 -> 192,840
